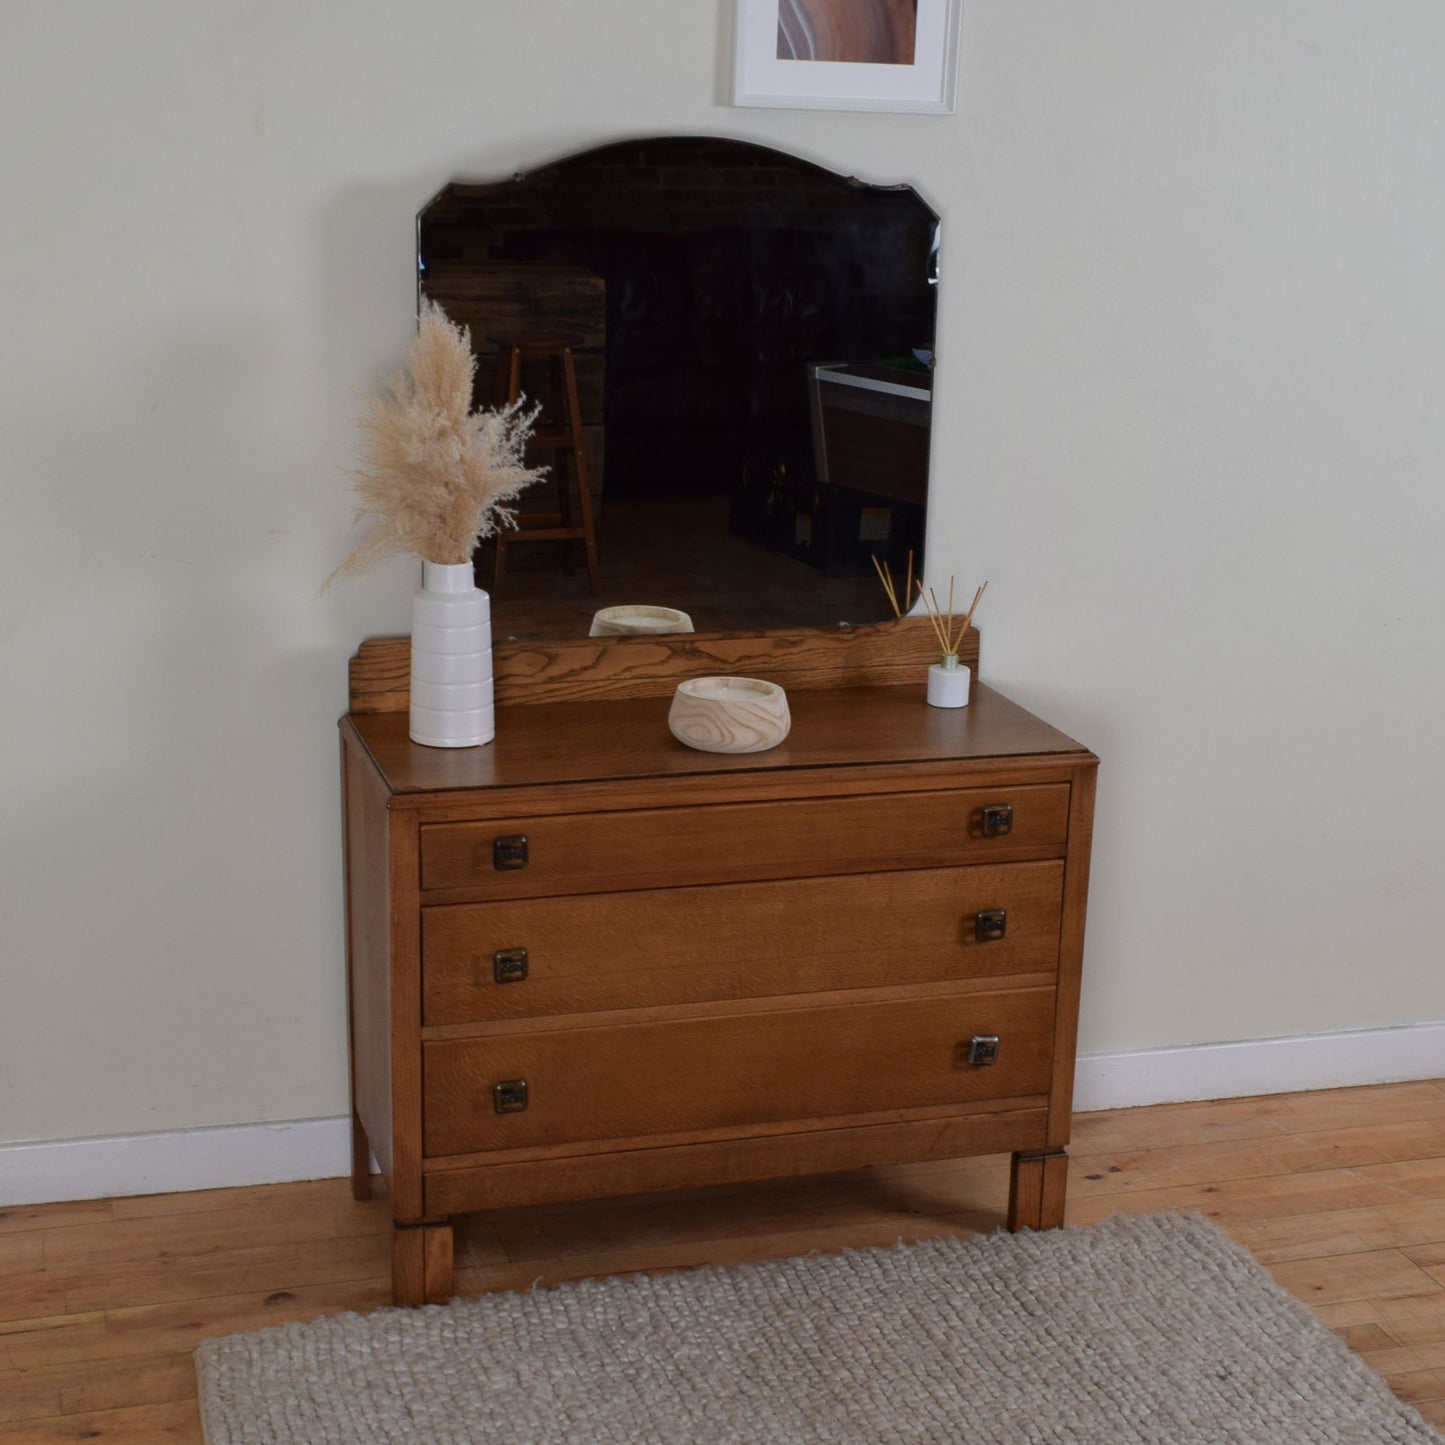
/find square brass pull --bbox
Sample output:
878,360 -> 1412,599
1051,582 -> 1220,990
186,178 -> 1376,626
980,804 -> 1014,837
493,835 -> 529,871
975,909 -> 1007,942
493,1079 -> 529,1114
493,948 -> 529,984
966,1036 -> 1001,1067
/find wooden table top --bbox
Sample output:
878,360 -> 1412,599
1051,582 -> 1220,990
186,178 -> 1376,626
345,683 -> 1094,797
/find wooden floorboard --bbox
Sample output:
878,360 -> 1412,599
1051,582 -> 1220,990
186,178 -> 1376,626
0,1079 -> 1441,1441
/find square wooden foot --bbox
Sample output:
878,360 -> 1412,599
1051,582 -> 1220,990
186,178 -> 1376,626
392,1221 -> 454,1306
1008,1148 -> 1069,1231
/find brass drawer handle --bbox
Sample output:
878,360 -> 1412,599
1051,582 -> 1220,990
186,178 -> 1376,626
492,835 -> 529,871
493,948 -> 529,984
975,909 -> 1007,942
980,804 -> 1013,837
965,1035 -> 1000,1067
493,1079 -> 529,1114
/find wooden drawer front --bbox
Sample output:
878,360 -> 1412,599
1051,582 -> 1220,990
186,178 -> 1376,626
422,861 -> 1064,1025
419,784 -> 1070,897
422,986 -> 1055,1156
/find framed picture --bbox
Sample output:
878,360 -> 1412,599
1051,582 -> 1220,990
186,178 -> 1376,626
732,0 -> 961,114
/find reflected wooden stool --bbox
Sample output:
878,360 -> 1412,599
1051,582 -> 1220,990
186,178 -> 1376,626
491,340 -> 599,596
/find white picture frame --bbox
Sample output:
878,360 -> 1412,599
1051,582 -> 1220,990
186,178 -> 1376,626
732,0 -> 961,114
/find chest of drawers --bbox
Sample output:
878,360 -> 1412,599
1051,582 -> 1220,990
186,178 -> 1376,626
341,635 -> 1096,1306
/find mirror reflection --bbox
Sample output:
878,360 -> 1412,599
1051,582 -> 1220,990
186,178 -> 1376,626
418,137 -> 938,639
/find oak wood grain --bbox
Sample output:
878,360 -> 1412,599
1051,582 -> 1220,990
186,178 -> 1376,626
346,682 -> 1085,801
423,977 -> 1061,1048
1008,1149 -> 1070,1230
342,651 -> 1096,1305
418,783 -> 1071,898
416,1093 -> 1046,1176
420,861 -> 1066,1025
392,1223 -> 455,1309
340,730 -> 396,1191
386,809 -> 425,1224
425,1107 -> 1050,1217
1047,760 -> 1098,1149
349,616 -> 975,711
421,986 -> 1057,1156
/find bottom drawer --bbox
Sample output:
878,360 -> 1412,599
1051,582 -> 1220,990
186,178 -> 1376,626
425,1106 -> 1050,1217
423,986 -> 1055,1157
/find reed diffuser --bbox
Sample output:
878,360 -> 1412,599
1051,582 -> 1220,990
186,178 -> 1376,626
919,576 -> 987,708
872,554 -> 988,709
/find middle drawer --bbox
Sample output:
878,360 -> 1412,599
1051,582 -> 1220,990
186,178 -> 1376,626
422,860 -> 1065,1025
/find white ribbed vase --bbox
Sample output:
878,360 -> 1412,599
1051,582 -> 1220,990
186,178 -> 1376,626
409,561 -> 494,748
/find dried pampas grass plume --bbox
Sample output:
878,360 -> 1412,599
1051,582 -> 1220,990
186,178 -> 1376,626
327,301 -> 544,584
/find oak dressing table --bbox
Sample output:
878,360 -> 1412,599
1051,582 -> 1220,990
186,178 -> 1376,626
341,619 -> 1096,1305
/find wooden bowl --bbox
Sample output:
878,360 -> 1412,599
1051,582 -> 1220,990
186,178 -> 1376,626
668,676 -> 791,754
589,604 -> 694,637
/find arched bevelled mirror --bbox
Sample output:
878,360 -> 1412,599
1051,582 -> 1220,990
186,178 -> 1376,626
418,136 -> 938,641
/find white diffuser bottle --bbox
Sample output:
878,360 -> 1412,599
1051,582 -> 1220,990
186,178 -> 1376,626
927,653 -> 971,709
409,561 -> 494,748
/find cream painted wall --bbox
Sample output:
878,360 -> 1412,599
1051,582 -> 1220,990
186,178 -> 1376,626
1,1 -> 1441,1149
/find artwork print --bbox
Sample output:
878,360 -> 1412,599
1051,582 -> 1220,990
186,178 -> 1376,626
776,0 -> 917,66
733,0 -> 959,113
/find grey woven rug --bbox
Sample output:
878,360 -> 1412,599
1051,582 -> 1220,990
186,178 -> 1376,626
194,1211 -> 1439,1444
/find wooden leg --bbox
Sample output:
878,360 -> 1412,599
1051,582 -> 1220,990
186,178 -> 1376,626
555,450 -> 576,577
561,351 -> 600,594
492,530 -> 509,597
350,1113 -> 372,1202
1008,1148 -> 1069,1231
392,1221 -> 455,1307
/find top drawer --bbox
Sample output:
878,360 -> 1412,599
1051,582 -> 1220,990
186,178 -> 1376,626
419,783 -> 1071,897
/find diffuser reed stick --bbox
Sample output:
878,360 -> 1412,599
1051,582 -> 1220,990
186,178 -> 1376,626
873,554 -> 988,660
916,577 -> 988,659
870,550 -> 914,619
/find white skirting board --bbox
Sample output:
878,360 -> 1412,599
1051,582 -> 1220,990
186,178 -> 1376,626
1070,1018 -> 1445,1114
0,1116 -> 356,1209
3,1021 -> 1442,1208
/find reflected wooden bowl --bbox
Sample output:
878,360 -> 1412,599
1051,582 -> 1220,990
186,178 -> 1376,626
589,605 -> 694,637
668,676 -> 791,754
